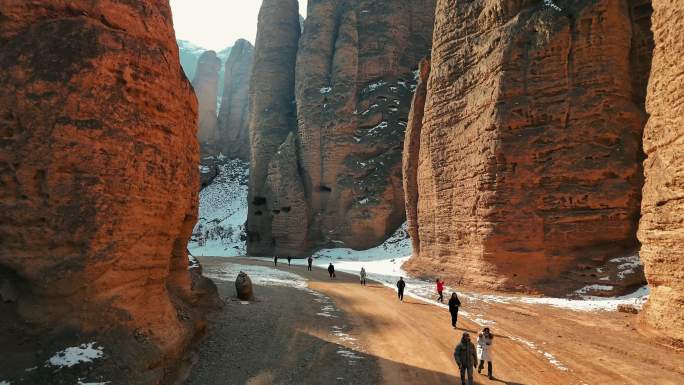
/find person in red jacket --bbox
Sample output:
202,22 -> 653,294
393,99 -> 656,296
436,278 -> 445,303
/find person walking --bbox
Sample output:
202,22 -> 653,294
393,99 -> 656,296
307,256 -> 313,271
454,332 -> 478,385
287,257 -> 292,266
360,267 -> 367,286
477,327 -> 494,379
328,263 -> 335,279
436,278 -> 445,303
274,256 -> 278,267
448,292 -> 462,329
396,277 -> 406,301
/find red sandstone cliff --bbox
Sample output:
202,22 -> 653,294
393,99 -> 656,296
193,50 -> 221,145
0,1 -> 215,383
638,0 -> 684,342
403,0 -> 651,294
217,39 -> 254,161
247,0 -> 436,256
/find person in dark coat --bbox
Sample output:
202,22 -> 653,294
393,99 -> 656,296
448,292 -> 462,328
307,256 -> 313,271
287,257 -> 292,266
454,332 -> 478,385
274,256 -> 278,267
396,277 -> 406,301
328,263 -> 335,279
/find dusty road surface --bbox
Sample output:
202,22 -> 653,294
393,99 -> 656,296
194,257 -> 684,385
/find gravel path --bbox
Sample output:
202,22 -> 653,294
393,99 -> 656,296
185,259 -> 380,385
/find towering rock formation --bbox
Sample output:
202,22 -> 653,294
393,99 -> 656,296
403,57 -> 431,256
403,0 -> 651,293
193,50 -> 221,145
217,39 -> 254,160
246,0 -> 302,255
0,1 -> 215,383
638,0 -> 684,342
247,0 -> 437,255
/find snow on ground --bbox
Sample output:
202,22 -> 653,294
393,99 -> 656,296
0,381 -> 11,385
206,263 -> 308,290
509,336 -> 568,371
611,254 -> 641,279
45,342 -> 104,368
189,158 -> 248,257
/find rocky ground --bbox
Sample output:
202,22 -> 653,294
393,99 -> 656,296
185,259 -> 380,385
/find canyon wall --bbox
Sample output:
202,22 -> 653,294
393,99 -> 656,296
403,0 -> 651,293
246,0 -> 302,256
0,1 -> 215,383
193,50 -> 221,144
217,39 -> 254,161
638,0 -> 684,342
247,0 -> 437,255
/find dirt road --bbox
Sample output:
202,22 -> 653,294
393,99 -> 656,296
197,257 -> 684,385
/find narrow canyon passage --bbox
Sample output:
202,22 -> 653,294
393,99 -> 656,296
194,258 -> 684,385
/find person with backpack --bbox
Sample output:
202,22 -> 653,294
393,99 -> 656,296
448,292 -> 462,328
477,327 -> 494,379
360,267 -> 367,286
454,332 -> 478,385
307,256 -> 313,271
436,278 -> 445,303
396,277 -> 406,301
328,263 -> 335,279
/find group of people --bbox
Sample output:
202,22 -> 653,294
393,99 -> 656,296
397,276 -> 495,384
272,258 -> 494,383
455,328 -> 495,384
273,255 -> 316,271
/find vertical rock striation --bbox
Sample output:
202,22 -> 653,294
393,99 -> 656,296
247,0 -> 302,255
0,1 -> 215,383
217,39 -> 254,160
638,0 -> 684,342
403,57 -> 431,257
193,50 -> 221,145
247,0 -> 437,256
403,0 -> 651,293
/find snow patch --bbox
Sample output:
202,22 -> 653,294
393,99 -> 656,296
207,263 -> 307,290
543,0 -> 562,11
575,284 -> 614,295
78,380 -> 110,385
509,336 -> 568,371
46,342 -> 104,368
319,87 -> 332,94
365,80 -> 386,92
189,159 -> 248,257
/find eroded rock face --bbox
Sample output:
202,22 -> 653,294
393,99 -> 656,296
217,39 -> 254,160
638,0 -> 684,342
0,1 -> 214,382
403,0 -> 651,293
247,0 -> 436,255
246,0 -> 301,255
403,57 -> 430,257
193,50 -> 221,145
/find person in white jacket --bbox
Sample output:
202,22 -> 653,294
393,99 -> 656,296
477,327 -> 494,379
